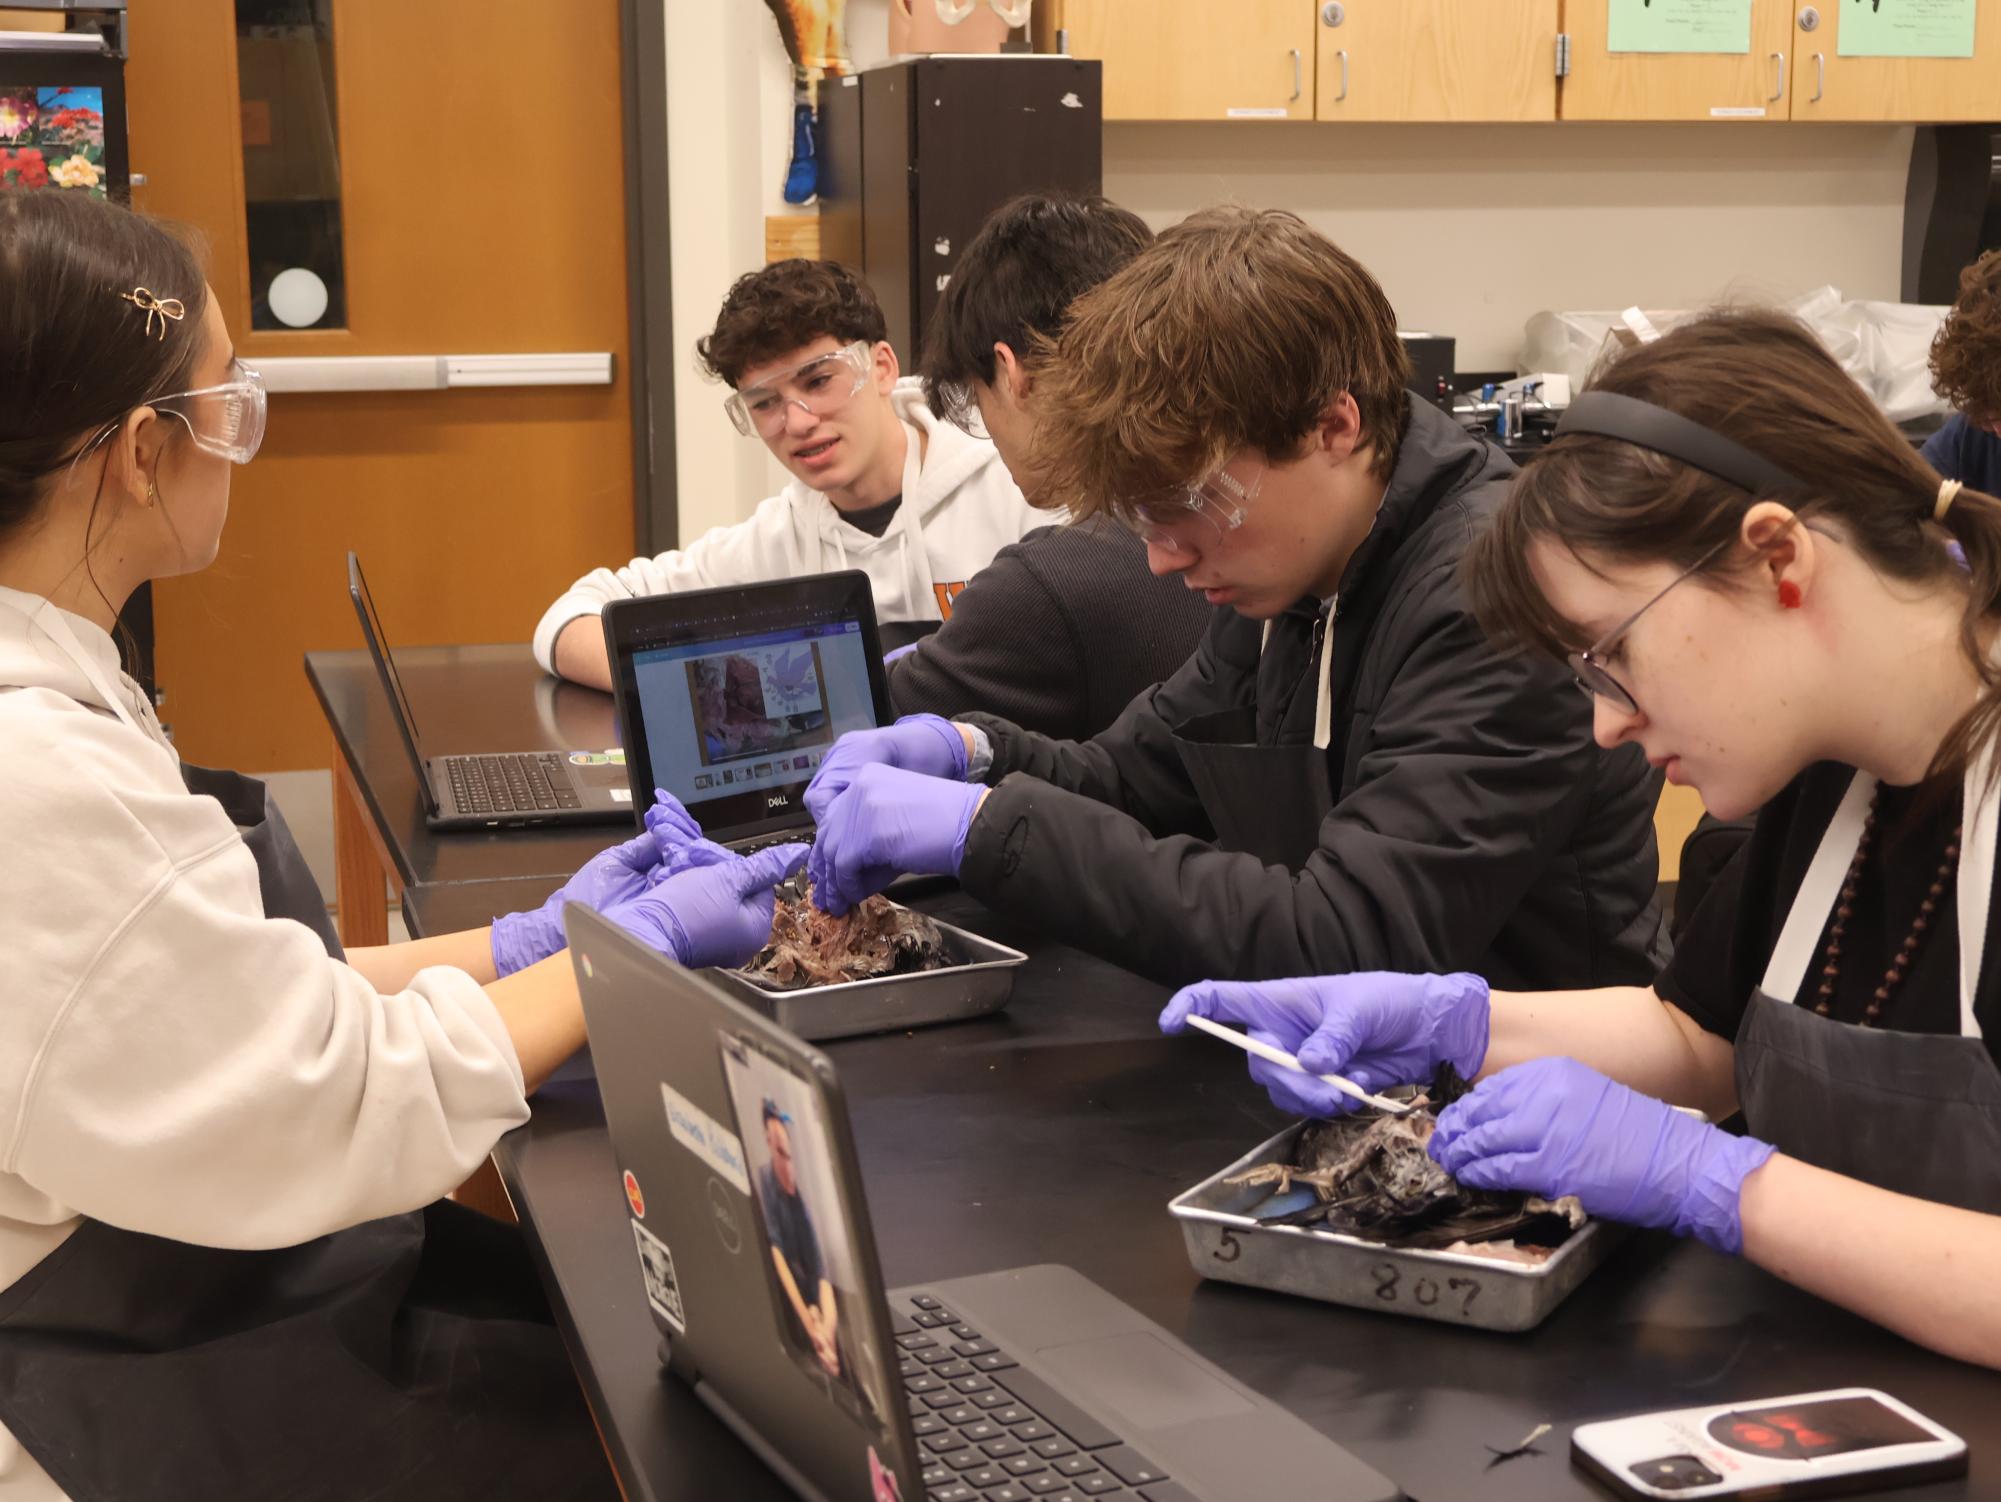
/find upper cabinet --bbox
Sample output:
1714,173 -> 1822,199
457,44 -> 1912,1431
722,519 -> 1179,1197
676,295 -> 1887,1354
1046,0 -> 1997,124
1316,0 -> 1560,122
1062,0 -> 1316,121
1558,0 -> 1794,119
1791,0 -> 2001,120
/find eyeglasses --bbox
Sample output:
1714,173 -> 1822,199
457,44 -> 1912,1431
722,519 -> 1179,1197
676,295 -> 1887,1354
1124,458 -> 1266,550
67,360 -> 269,485
724,341 -> 874,438
1567,536 -> 1732,715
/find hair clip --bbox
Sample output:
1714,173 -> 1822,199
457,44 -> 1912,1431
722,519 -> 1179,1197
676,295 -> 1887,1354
120,287 -> 186,341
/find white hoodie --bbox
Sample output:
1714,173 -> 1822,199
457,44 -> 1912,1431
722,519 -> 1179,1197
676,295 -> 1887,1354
0,586 -> 531,1501
532,379 -> 1047,672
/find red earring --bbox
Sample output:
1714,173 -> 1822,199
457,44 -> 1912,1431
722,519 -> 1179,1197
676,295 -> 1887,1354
1777,581 -> 1803,610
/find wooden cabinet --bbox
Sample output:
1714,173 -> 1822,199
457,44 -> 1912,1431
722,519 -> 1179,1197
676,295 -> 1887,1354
1062,0 -> 1315,121
1316,0 -> 1559,122
1559,0 -> 1795,119
1791,0 -> 2001,121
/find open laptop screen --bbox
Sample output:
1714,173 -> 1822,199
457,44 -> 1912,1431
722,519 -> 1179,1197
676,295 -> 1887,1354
606,573 -> 889,844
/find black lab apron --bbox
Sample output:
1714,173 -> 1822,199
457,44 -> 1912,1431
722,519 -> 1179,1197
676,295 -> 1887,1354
0,602 -> 616,1501
1734,749 -> 2001,1214
1171,607 -> 1336,870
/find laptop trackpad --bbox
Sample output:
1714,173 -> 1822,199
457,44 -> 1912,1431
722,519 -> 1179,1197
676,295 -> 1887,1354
1035,1332 -> 1253,1429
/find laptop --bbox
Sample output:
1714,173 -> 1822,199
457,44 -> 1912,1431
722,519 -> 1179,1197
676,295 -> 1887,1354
346,551 -> 632,830
565,903 -> 1404,1502
603,570 -> 891,854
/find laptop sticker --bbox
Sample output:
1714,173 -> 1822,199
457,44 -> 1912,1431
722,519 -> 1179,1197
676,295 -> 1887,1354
868,1444 -> 903,1502
610,788 -> 632,803
660,1081 -> 751,1195
623,1169 -> 646,1219
567,747 -> 627,767
630,1219 -> 686,1333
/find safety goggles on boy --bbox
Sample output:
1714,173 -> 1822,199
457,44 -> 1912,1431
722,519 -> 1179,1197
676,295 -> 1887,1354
67,360 -> 269,483
724,341 -> 875,438
1124,458 -> 1266,550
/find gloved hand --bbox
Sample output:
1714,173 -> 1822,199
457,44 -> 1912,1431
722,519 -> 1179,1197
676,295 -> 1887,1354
1159,972 -> 1490,1117
643,789 -> 734,877
883,642 -> 920,666
803,714 -> 969,825
805,764 -> 985,916
602,843 -> 809,970
1429,1057 -> 1776,1255
491,830 -> 664,978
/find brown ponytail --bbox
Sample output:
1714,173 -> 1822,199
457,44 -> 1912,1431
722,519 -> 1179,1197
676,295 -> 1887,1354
1467,307 -> 2001,786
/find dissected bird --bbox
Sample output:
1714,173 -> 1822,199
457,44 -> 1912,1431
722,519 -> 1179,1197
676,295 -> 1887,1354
1227,1067 -> 1585,1253
738,891 -> 953,991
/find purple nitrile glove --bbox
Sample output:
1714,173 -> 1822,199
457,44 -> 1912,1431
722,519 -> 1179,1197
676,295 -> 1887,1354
803,714 -> 969,826
1428,1057 -> 1776,1255
491,830 -> 663,978
805,763 -> 984,916
601,843 -> 810,970
883,642 -> 920,666
1158,972 -> 1490,1118
643,788 -> 734,877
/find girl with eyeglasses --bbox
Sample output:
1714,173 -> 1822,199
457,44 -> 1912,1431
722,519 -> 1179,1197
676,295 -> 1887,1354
0,191 -> 800,1499
1165,307 -> 2001,1367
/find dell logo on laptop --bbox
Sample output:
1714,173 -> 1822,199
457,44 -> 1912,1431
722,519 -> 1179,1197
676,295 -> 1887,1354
766,794 -> 790,811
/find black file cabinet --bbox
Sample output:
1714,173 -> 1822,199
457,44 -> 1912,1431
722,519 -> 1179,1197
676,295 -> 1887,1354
819,56 -> 1104,365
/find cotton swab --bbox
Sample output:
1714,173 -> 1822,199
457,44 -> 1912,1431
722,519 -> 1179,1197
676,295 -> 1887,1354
1183,1014 -> 1415,1115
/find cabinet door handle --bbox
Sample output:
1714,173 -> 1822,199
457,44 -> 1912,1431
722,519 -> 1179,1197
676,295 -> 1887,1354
1334,47 -> 1349,102
1811,51 -> 1824,102
1289,47 -> 1302,102
1769,50 -> 1786,102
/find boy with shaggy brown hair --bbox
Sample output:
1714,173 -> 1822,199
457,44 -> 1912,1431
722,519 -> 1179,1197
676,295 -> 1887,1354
803,205 -> 1665,991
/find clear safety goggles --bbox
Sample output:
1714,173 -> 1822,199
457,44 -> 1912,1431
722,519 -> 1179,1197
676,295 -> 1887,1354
724,341 -> 873,438
67,360 -> 269,484
1124,458 -> 1266,550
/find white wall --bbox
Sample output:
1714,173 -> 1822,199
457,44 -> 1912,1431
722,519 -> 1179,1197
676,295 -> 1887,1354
1104,121 -> 1914,372
665,12 -> 1914,537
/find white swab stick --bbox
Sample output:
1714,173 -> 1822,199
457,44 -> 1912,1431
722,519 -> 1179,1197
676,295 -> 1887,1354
1183,1015 -> 1415,1115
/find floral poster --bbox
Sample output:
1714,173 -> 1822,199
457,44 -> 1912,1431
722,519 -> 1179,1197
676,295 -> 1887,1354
0,87 -> 107,197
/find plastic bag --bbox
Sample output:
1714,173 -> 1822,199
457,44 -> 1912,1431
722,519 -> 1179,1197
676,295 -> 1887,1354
1520,287 -> 1951,422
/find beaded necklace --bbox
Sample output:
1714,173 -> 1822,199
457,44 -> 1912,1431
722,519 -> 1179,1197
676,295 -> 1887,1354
1812,785 -> 1963,1026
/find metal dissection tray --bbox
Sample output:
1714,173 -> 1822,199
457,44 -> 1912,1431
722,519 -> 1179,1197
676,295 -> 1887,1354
1169,1121 -> 1627,1333
710,909 -> 1026,1042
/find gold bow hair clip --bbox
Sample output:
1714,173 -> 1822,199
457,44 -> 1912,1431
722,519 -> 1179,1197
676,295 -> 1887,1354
120,287 -> 186,340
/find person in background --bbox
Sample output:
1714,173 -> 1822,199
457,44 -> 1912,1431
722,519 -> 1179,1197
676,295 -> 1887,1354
883,192 -> 1211,739
0,189 -> 801,1501
1925,248 -> 2001,496
534,259 -> 1042,691
804,206 -> 1664,992
1173,309 -> 2001,1370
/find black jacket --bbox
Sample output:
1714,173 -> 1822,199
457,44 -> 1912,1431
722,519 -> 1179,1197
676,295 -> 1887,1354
888,523 -> 1213,740
958,399 -> 1665,990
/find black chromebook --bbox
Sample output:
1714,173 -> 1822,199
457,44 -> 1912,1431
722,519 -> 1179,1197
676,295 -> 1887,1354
347,552 -> 630,830
565,903 -> 1402,1502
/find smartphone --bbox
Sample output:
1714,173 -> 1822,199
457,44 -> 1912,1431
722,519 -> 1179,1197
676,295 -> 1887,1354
1571,1387 -> 1966,1500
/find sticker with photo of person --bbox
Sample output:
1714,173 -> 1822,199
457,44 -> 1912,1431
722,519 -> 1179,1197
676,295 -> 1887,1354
630,1218 -> 686,1332
718,1031 -> 890,1436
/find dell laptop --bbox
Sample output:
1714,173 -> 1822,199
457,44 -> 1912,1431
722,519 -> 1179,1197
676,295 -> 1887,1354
347,551 -> 630,830
565,902 -> 1403,1502
603,570 -> 891,854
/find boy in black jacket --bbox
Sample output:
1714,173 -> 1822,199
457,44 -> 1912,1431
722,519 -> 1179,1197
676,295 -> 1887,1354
886,193 -> 1210,739
807,206 -> 1664,991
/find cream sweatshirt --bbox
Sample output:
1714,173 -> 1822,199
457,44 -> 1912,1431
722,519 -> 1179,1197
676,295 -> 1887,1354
531,380 -> 1047,673
0,585 -> 531,1499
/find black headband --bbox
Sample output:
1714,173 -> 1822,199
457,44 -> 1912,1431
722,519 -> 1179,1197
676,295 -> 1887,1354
1553,390 -> 1803,497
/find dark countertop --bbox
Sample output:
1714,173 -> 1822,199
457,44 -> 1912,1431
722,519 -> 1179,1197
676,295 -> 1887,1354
494,891 -> 1997,1502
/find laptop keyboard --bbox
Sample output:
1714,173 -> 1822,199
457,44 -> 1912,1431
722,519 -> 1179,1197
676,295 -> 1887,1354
446,752 -> 582,815
894,1296 -> 1193,1502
